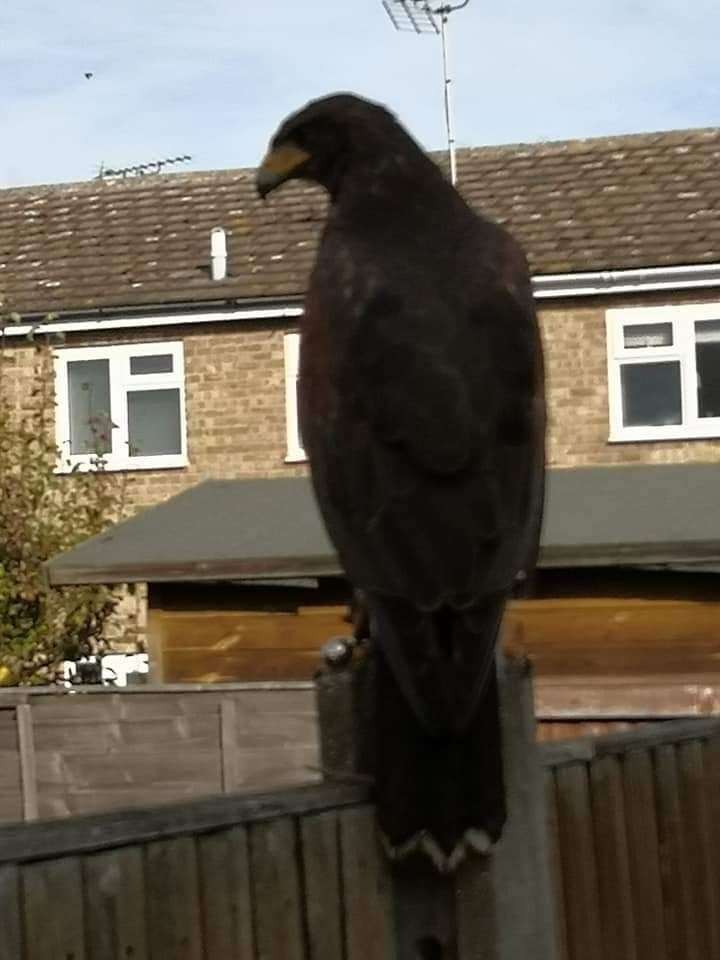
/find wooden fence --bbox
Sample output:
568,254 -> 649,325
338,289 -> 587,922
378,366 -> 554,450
0,782 -> 376,960
3,676 -> 719,826
0,683 -> 320,824
544,717 -> 720,960
1,714 -> 718,956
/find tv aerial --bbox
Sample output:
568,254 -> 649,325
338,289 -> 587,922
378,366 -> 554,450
97,155 -> 193,180
381,0 -> 470,185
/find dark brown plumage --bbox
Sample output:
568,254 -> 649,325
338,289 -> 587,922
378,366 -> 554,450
257,93 -> 545,870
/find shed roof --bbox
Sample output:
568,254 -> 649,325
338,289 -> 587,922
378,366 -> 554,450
4,126 -> 720,317
46,464 -> 720,586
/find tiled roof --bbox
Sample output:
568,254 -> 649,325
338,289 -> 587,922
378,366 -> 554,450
3,126 -> 720,316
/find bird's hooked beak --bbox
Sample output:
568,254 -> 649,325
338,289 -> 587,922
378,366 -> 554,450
256,142 -> 311,199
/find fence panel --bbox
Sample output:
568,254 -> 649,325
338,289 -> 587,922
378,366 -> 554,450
0,713 -> 719,959
544,719 -> 720,960
0,683 -> 320,824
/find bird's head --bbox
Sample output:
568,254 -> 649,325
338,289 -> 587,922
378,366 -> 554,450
256,93 -> 409,200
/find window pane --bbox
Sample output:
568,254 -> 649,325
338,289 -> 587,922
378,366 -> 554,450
621,362 -> 682,427
130,354 -> 174,375
696,340 -> 720,418
694,319 -> 720,344
67,359 -> 112,454
623,323 -> 673,349
127,389 -> 182,457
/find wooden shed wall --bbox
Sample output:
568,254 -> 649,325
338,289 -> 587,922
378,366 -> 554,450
506,596 -> 720,677
149,590 -> 720,686
151,606 -> 348,682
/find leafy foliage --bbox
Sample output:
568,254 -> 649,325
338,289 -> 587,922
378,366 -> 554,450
0,317 -> 126,684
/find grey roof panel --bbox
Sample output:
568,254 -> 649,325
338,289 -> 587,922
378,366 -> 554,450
46,464 -> 720,585
541,463 -> 720,566
47,477 -> 339,585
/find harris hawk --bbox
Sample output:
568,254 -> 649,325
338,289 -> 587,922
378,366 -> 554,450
257,93 -> 545,871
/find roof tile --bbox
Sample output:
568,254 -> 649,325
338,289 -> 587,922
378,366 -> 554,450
3,126 -> 720,315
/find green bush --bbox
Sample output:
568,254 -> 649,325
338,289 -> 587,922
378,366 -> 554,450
0,317 -> 125,684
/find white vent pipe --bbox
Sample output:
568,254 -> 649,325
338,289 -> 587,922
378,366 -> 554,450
210,227 -> 227,281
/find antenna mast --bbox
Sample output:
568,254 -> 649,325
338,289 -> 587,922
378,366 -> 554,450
382,0 -> 470,186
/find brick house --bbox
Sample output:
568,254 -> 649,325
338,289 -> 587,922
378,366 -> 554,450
6,126 -> 720,709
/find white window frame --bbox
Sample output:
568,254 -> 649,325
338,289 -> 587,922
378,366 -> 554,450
54,341 -> 188,472
607,302 -> 720,442
284,332 -> 307,462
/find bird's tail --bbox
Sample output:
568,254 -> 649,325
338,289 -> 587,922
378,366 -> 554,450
366,595 -> 507,872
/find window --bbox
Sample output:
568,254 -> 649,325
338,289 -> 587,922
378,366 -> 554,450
284,332 -> 306,462
607,304 -> 720,441
55,342 -> 187,471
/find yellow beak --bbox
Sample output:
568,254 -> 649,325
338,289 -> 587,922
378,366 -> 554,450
256,143 -> 311,198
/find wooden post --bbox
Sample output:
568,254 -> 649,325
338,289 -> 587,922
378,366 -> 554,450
16,704 -> 38,822
316,637 -> 559,960
220,696 -> 241,793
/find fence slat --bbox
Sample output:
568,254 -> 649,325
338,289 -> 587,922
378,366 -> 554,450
654,744 -> 699,960
220,697 -> 241,793
23,856 -> 85,960
145,836 -> 202,960
249,817 -> 305,960
543,771 -> 569,960
340,806 -> 394,960
554,763 -> 603,960
197,826 -> 255,960
16,704 -> 38,821
0,865 -> 23,960
84,845 -> 148,960
301,811 -> 344,960
705,735 -> 720,955
590,754 -> 637,960
622,748 -> 667,960
677,740 -> 719,959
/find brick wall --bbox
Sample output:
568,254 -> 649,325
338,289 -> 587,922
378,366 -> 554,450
540,290 -> 720,468
0,339 -> 51,420
7,295 -> 720,512
56,320 -> 309,514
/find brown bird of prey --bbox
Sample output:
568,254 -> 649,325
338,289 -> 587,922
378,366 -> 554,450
257,93 -> 545,871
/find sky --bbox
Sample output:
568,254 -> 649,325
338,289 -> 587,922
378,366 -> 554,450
2,0 -> 719,188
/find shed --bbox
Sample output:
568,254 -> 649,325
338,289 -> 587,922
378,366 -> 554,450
48,466 -> 720,705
